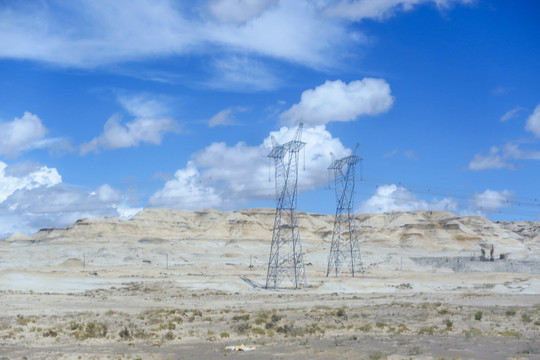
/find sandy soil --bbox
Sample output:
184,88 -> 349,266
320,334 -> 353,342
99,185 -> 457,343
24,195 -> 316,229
1,266 -> 540,359
1,209 -> 540,359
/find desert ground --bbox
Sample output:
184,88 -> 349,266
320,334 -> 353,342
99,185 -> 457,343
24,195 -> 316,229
1,208 -> 540,359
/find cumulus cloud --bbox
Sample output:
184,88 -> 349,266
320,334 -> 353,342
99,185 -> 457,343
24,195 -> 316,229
525,105 -> 540,138
96,184 -> 121,203
80,114 -> 177,154
358,184 -> 457,214
469,189 -> 513,215
149,124 -> 350,210
0,161 -> 61,203
0,112 -> 48,157
323,0 -> 474,22
148,161 -> 223,209
0,161 -> 139,238
280,79 -> 394,126
208,0 -> 278,24
81,93 -> 178,154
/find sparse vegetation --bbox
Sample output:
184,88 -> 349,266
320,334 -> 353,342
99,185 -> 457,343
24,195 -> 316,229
521,313 -> 532,323
73,321 -> 108,340
444,319 -> 453,329
2,290 -> 539,358
417,326 -> 436,335
474,311 -> 483,321
232,314 -> 250,321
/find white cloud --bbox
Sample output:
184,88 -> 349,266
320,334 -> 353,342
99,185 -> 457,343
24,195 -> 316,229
149,124 -> 350,210
525,105 -> 540,138
280,79 -> 394,126
0,0 -> 344,69
80,114 -> 177,154
208,0 -> 278,24
0,161 -> 139,238
468,146 -> 513,171
96,184 -> 121,203
117,93 -> 171,118
0,0 -> 195,67
358,184 -> 457,213
0,0 -> 473,90
469,189 -> 513,215
500,106 -> 526,122
208,107 -> 247,127
115,205 -> 142,219
0,161 -> 61,203
208,56 -> 281,91
323,0 -> 474,22
491,86 -> 513,96
148,161 -> 224,210
0,112 -> 48,157
502,143 -> 540,160
468,143 -> 540,171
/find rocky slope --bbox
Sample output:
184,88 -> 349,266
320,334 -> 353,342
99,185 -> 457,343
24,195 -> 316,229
3,208 -> 538,253
1,208 -> 539,272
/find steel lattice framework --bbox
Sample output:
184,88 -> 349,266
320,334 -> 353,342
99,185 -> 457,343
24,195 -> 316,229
265,123 -> 307,290
326,144 -> 365,277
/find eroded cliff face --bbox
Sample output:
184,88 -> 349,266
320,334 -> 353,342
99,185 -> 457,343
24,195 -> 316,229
19,208 -> 536,254
1,208 -> 539,272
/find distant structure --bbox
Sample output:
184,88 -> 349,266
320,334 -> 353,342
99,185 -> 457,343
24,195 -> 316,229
326,144 -> 364,277
265,123 -> 307,290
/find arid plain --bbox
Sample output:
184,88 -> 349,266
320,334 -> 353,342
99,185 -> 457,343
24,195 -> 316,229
1,208 -> 540,359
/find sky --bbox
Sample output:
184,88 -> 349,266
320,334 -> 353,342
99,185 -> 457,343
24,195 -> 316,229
0,0 -> 539,238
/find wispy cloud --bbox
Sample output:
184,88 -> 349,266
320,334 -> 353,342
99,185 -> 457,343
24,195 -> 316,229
470,105 -> 540,170
322,0 -> 475,22
117,93 -> 172,118
0,0 -> 473,91
468,143 -> 540,171
500,106 -> 526,122
491,86 -> 514,96
208,107 -> 247,128
207,56 -> 281,91
0,0 -> 342,69
207,0 -> 279,25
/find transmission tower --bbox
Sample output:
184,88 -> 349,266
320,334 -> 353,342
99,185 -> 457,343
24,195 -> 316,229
326,144 -> 364,277
265,123 -> 307,290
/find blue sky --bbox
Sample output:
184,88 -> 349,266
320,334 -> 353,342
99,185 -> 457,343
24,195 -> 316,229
1,0 -> 539,237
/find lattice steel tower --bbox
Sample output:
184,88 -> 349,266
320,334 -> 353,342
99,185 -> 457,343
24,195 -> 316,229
265,123 -> 307,290
327,144 -> 364,277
